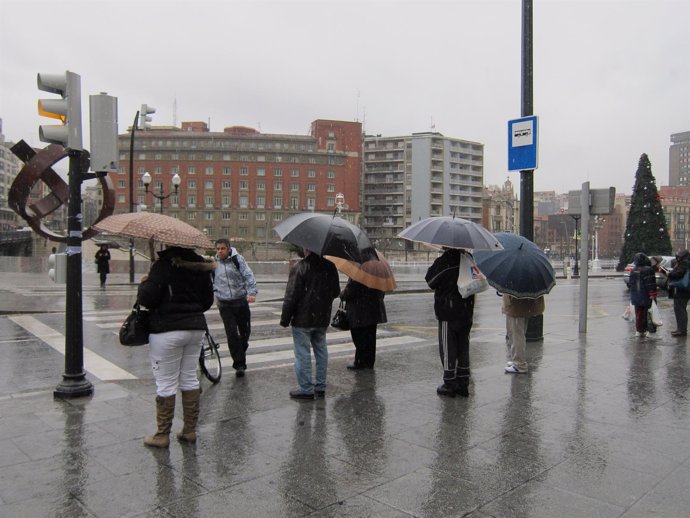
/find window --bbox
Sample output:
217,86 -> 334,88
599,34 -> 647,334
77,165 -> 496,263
273,213 -> 283,221
308,170 -> 316,178
238,227 -> 248,237
187,212 -> 196,220
273,182 -> 283,191
307,183 -> 316,192
222,167 -> 231,175
256,195 -> 265,208
239,212 -> 249,221
239,181 -> 249,190
222,153 -> 231,160
188,153 -> 196,160
290,183 -> 299,192
222,195 -> 231,207
256,212 -> 266,221
117,194 -> 126,203
222,180 -> 231,189
239,195 -> 248,208
291,197 -> 299,209
256,181 -> 265,191
205,212 -> 214,220
171,165 -> 180,174
138,166 -> 145,174
205,154 -> 213,160
187,195 -> 196,207
172,153 -> 179,160
205,167 -> 214,175
291,169 -> 300,177
240,167 -> 248,176
205,181 -> 213,189
138,153 -> 146,160
117,180 -> 125,188
222,212 -> 231,220
188,166 -> 196,174
155,166 -> 162,174
155,153 -> 162,160
274,168 -> 283,177
307,198 -> 315,209
257,168 -> 265,176
273,196 -> 283,208
188,180 -> 196,189
327,198 -> 335,207
327,170 -> 335,179
205,195 -> 214,206
327,184 -> 335,192
256,227 -> 266,238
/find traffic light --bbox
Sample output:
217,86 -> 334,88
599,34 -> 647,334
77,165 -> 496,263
48,252 -> 67,283
37,71 -> 82,150
137,104 -> 155,130
89,93 -> 119,173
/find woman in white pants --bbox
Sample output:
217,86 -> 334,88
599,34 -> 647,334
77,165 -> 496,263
137,246 -> 215,448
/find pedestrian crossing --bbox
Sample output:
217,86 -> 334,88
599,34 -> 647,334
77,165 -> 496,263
74,303 -> 427,379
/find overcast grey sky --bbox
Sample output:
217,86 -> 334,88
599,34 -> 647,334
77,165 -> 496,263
1,0 -> 688,197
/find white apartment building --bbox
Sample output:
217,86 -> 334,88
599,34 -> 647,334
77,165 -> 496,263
361,132 -> 484,243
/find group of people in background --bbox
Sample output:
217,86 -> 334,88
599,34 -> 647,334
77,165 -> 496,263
136,239 -> 546,447
628,249 -> 690,338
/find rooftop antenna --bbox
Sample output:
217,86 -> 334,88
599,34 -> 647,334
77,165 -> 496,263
355,90 -> 360,122
430,116 -> 435,131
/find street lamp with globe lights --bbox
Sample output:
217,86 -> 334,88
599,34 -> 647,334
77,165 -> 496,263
142,172 -> 181,214
335,192 -> 345,214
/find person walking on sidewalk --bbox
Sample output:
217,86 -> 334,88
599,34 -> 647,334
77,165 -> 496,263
502,294 -> 545,373
668,249 -> 690,337
94,244 -> 111,290
280,248 -> 340,400
425,247 -> 474,398
138,246 -> 215,448
339,278 -> 387,370
629,252 -> 657,338
213,238 -> 258,377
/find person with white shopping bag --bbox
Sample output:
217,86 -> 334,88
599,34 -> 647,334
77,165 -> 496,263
425,247 -> 488,397
629,253 -> 657,338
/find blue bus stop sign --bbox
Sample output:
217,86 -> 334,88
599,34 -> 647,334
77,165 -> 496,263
508,115 -> 538,171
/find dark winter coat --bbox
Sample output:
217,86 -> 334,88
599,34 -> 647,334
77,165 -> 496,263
280,253 -> 340,328
95,249 -> 111,275
668,250 -> 690,298
425,248 -> 474,322
629,253 -> 656,308
137,247 -> 216,334
339,279 -> 387,328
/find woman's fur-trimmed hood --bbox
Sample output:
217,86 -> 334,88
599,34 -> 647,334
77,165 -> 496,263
170,256 -> 216,272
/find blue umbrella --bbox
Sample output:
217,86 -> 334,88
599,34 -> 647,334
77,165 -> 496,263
473,232 -> 555,299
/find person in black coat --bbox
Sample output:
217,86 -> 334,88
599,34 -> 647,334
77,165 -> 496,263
668,249 -> 690,337
629,252 -> 657,337
425,247 -> 474,398
94,244 -> 111,289
137,246 -> 215,448
339,279 -> 387,370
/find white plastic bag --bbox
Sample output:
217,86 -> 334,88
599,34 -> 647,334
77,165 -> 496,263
457,253 -> 489,298
622,304 -> 635,323
650,300 -> 663,326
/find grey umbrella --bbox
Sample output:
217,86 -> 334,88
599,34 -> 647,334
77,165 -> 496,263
398,216 -> 503,252
274,212 -> 376,262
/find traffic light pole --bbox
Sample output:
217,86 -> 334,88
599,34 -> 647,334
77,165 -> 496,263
128,111 -> 139,283
54,149 -> 93,399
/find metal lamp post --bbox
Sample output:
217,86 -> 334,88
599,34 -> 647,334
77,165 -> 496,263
571,214 -> 581,276
142,172 -> 180,213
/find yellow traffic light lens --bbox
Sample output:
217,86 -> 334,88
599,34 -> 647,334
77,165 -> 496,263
38,100 -> 66,122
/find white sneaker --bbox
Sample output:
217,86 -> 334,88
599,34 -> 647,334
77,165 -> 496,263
635,331 -> 648,338
505,364 -> 527,374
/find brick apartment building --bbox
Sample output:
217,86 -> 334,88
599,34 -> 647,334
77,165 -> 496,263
114,119 -> 362,243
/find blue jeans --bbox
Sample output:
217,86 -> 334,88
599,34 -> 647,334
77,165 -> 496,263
292,327 -> 328,394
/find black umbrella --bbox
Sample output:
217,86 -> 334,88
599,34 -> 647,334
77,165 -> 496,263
274,213 -> 376,262
398,216 -> 503,251
473,232 -> 555,299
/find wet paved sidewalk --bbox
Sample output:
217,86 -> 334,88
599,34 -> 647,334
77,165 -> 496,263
0,268 -> 689,517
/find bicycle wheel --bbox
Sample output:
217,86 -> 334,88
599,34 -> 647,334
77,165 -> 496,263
199,331 -> 222,383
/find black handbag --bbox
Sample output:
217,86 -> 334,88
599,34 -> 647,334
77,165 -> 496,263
119,303 -> 150,346
330,301 -> 350,331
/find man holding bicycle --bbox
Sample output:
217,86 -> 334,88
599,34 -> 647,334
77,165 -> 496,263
213,238 -> 258,377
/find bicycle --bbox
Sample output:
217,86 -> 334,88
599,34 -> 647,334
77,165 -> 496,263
199,328 -> 222,383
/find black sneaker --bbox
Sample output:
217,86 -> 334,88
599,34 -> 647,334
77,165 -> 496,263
436,384 -> 456,398
455,385 -> 469,398
236,367 -> 246,378
289,390 -> 315,400
315,390 -> 326,398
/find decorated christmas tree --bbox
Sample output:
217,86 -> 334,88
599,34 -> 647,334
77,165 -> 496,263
617,154 -> 672,270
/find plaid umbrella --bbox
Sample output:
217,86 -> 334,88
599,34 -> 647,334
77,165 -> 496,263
324,250 -> 397,292
92,212 -> 213,250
